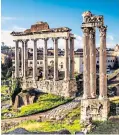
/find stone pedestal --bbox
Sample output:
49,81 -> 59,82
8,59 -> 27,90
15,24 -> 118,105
81,98 -> 110,122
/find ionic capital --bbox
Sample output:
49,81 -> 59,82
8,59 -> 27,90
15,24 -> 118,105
31,38 -> 39,42
99,26 -> 107,37
63,37 -> 69,40
52,37 -> 59,42
82,27 -> 90,36
41,38 -> 49,41
13,40 -> 19,43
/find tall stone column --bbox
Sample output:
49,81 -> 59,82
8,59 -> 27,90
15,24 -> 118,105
23,40 -> 29,79
99,26 -> 107,99
82,27 -> 91,99
89,28 -> 96,98
53,38 -> 59,81
21,42 -> 24,77
43,38 -> 48,80
64,37 -> 69,80
70,37 -> 74,79
14,40 -> 19,78
32,39 -> 37,81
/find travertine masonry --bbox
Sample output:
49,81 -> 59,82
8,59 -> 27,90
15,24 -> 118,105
22,79 -> 77,98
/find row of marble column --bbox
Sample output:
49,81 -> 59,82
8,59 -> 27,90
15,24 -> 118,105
82,26 -> 107,99
14,37 -> 75,81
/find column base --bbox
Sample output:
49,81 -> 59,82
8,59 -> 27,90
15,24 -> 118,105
99,95 -> 108,100
83,94 -> 92,99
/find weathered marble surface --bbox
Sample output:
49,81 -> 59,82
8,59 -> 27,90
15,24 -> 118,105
81,99 -> 110,121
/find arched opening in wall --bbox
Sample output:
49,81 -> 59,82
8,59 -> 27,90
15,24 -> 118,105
58,38 -> 65,80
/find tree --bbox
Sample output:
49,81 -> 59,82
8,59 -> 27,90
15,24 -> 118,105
113,57 -> 119,69
5,56 -> 12,68
6,68 -> 12,78
11,79 -> 22,105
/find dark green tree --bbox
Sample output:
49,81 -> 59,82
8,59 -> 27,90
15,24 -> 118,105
11,79 -> 22,105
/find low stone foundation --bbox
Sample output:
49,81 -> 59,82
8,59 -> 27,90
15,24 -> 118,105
21,78 -> 77,98
81,98 -> 110,121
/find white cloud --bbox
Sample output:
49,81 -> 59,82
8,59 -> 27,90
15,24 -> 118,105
74,34 -> 83,50
1,16 -> 17,24
12,25 -> 26,31
1,30 -> 14,46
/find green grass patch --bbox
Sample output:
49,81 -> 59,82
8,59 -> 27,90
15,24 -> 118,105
18,94 -> 72,117
1,85 -> 9,93
4,107 -> 82,134
2,93 -> 72,119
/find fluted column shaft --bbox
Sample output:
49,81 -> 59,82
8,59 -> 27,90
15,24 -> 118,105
82,27 -> 91,99
33,39 -> 37,80
53,38 -> 59,81
89,28 -> 96,98
14,40 -> 19,78
43,38 -> 48,79
99,26 -> 107,99
64,38 -> 69,80
23,40 -> 28,79
70,37 -> 74,79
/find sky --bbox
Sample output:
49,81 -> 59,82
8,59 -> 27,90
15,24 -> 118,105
1,0 -> 119,49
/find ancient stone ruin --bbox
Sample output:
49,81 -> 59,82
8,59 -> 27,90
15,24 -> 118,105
81,11 -> 110,121
11,22 -> 77,98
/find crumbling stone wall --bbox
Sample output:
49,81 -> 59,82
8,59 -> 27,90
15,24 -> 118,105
21,79 -> 77,98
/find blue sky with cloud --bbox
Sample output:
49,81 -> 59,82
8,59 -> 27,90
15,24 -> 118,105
1,0 -> 119,49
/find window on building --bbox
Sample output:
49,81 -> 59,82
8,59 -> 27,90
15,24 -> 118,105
40,61 -> 43,64
61,65 -> 63,69
37,61 -> 39,64
30,61 -> 32,64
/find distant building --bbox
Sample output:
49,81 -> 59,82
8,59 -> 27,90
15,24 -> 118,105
1,53 -> 8,64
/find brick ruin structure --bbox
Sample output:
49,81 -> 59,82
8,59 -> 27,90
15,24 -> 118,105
81,11 -> 110,121
11,22 -> 77,98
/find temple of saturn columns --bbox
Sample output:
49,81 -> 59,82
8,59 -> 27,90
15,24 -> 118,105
81,11 -> 110,121
11,11 -> 110,121
11,22 -> 77,98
